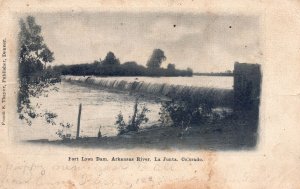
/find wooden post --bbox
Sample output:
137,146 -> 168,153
76,103 -> 82,139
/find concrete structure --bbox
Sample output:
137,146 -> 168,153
63,62 -> 262,112
233,62 -> 262,112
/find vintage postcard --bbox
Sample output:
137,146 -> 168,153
0,0 -> 300,188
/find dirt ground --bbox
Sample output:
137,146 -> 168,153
27,116 -> 258,151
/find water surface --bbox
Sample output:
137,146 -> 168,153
15,76 -> 233,141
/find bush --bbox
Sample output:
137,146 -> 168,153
115,113 -> 127,135
115,98 -> 149,135
159,96 -> 213,128
158,104 -> 173,127
56,122 -> 73,140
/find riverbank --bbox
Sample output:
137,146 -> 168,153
27,116 -> 258,150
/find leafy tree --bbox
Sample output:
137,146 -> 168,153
18,16 -> 59,125
167,63 -> 176,70
19,16 -> 54,74
102,51 -> 120,66
146,49 -> 166,69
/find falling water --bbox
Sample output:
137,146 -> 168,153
63,76 -> 234,107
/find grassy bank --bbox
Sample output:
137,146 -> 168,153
27,116 -> 258,151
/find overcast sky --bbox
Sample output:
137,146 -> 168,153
32,12 -> 262,72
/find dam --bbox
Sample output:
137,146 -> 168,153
62,76 -> 234,107
62,62 -> 261,110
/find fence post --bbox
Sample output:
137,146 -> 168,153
76,103 -> 82,139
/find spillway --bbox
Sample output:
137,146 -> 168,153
62,76 -> 234,107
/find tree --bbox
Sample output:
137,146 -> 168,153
18,16 -> 59,125
146,49 -> 166,69
19,16 -> 54,74
187,67 -> 193,75
167,63 -> 176,70
102,51 -> 120,66
123,61 -> 138,67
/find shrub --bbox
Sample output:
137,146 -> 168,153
115,98 -> 149,135
158,104 -> 173,127
159,96 -> 213,128
56,122 -> 73,140
115,112 -> 127,135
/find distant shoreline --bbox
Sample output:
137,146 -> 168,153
60,74 -> 233,78
194,73 -> 234,77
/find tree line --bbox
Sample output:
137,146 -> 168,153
53,50 -> 193,77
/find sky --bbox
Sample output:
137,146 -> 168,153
31,12 -> 262,72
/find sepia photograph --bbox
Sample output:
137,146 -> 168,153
15,12 -> 262,150
2,0 -> 300,188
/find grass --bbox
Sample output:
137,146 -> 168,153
26,115 -> 258,151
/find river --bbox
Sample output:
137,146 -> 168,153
15,76 -> 233,141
